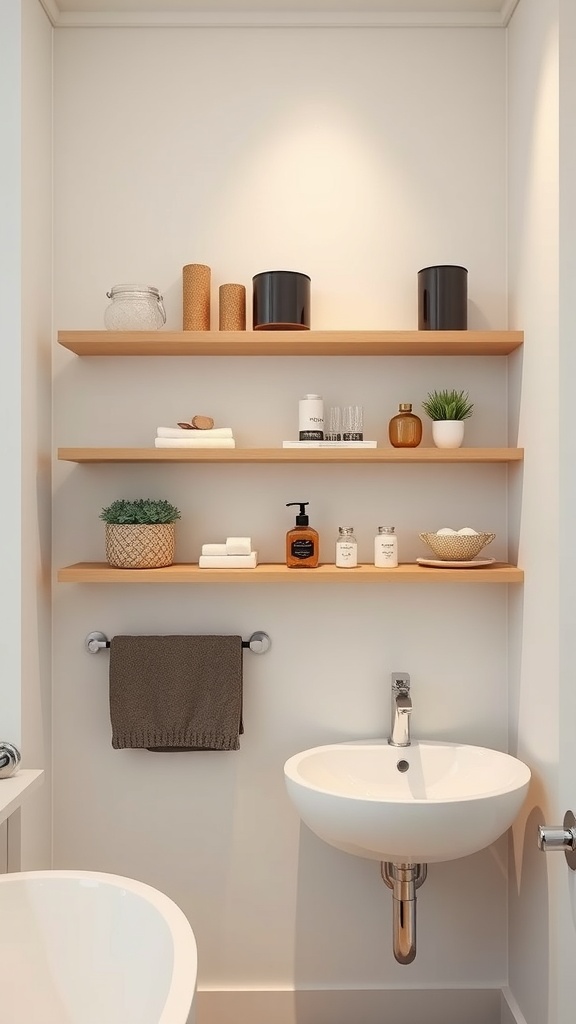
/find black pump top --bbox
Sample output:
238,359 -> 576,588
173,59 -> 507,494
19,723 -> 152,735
286,502 -> 309,526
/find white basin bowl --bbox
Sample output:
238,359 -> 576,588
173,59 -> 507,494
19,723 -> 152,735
284,740 -> 531,863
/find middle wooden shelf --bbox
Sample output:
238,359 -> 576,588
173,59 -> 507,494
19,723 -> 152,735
58,447 -> 524,464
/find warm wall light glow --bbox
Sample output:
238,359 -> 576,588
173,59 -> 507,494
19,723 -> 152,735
213,100 -> 397,253
209,97 -> 422,328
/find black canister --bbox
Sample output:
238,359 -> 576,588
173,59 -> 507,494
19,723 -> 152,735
418,265 -> 468,330
252,270 -> 311,330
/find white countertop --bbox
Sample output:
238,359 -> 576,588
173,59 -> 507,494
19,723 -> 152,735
0,769 -> 44,826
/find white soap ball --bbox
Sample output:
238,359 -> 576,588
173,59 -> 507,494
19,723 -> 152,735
437,527 -> 457,535
458,527 -> 479,535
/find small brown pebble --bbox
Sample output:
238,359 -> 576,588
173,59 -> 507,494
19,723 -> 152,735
177,421 -> 194,429
191,415 -> 215,430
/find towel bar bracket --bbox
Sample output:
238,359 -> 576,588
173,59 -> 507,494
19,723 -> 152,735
244,631 -> 271,654
86,631 -> 108,653
85,630 -> 271,655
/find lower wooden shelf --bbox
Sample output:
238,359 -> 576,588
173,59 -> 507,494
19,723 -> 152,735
57,562 -> 523,584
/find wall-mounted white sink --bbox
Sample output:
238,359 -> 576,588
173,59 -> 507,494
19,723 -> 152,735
284,740 -> 531,863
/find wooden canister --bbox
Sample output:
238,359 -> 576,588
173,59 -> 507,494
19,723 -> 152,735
183,263 -> 211,330
219,283 -> 246,331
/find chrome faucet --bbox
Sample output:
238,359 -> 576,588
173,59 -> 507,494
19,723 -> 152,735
388,673 -> 412,747
0,741 -> 21,778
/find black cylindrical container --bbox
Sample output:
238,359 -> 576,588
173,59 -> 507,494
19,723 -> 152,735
252,270 -> 311,330
418,265 -> 468,330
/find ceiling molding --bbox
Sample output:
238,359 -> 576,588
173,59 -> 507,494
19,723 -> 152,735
500,0 -> 521,26
39,0 -> 519,31
38,0 -> 60,24
52,9 -> 507,29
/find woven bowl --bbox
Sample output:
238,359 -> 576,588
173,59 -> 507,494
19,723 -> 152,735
105,522 -> 175,568
419,531 -> 496,561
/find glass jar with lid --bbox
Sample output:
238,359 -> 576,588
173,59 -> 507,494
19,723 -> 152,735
374,526 -> 398,567
335,526 -> 358,568
104,284 -> 166,331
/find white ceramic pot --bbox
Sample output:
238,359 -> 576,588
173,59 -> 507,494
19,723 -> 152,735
431,420 -> 465,449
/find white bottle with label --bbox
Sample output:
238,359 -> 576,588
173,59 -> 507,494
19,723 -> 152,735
374,526 -> 398,567
336,526 -> 358,568
299,394 -> 324,441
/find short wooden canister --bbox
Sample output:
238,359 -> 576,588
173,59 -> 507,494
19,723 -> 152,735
183,263 -> 211,330
219,283 -> 246,330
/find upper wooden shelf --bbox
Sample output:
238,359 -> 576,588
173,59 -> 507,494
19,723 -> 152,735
58,446 -> 524,464
57,330 -> 524,357
57,562 -> 523,584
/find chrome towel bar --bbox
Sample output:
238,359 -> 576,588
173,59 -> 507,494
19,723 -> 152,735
85,630 -> 271,655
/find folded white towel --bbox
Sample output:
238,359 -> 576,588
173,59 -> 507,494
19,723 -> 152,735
201,543 -> 228,556
226,537 -> 252,555
155,438 -> 236,449
157,427 -> 234,438
199,553 -> 258,568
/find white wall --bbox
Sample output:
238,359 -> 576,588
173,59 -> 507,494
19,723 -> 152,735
557,1 -> 576,1021
0,0 -> 52,868
53,25 -> 510,1011
0,0 -> 23,745
506,0 -> 560,1022
20,0 -> 53,868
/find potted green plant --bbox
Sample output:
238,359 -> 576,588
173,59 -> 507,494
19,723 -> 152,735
421,389 -> 474,449
100,498 -> 181,568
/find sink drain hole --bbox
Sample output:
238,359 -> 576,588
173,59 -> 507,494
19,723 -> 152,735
396,759 -> 410,773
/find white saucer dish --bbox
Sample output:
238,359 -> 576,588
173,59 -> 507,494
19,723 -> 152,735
417,557 -> 496,569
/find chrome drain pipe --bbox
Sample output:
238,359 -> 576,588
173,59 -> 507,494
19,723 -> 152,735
381,862 -> 427,964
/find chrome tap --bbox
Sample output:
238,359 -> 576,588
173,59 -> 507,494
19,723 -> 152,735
388,673 -> 412,747
0,741 -> 21,778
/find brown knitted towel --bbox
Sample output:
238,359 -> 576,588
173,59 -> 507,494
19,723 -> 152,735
109,635 -> 244,751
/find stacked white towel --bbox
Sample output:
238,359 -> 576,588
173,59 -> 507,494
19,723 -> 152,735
155,426 -> 236,449
199,537 -> 257,568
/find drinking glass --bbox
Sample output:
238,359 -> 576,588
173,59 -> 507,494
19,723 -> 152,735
325,406 -> 342,441
342,405 -> 363,441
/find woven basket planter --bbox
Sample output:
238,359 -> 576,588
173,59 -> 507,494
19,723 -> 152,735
105,523 -> 175,569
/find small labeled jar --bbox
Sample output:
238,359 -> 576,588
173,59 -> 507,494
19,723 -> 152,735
104,284 -> 166,331
336,526 -> 358,568
299,394 -> 324,441
388,404 -> 422,448
374,526 -> 398,567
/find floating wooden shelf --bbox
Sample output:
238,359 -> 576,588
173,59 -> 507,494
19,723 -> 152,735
58,446 -> 524,464
57,562 -> 523,584
57,329 -> 524,358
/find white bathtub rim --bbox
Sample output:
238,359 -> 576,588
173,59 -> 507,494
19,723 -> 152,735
0,869 -> 198,1024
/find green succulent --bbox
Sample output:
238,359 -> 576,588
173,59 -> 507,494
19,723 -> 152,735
100,498 -> 181,525
422,389 -> 474,421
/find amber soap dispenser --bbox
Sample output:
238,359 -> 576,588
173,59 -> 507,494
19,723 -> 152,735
388,403 -> 422,448
286,502 -> 319,568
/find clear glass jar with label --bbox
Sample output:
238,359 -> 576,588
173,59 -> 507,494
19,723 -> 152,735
374,526 -> 398,567
104,284 -> 166,330
336,526 -> 358,568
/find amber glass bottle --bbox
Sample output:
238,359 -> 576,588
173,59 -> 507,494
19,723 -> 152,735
285,502 -> 319,568
388,403 -> 423,448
